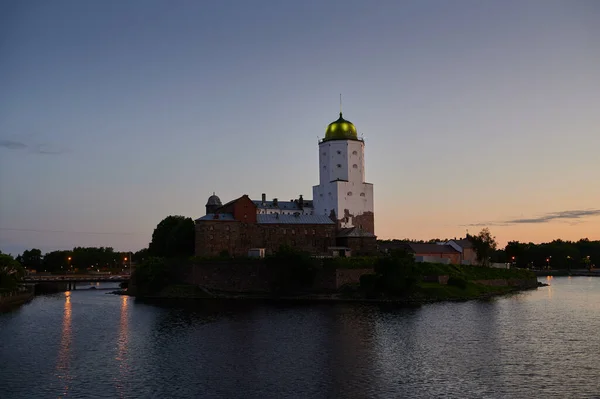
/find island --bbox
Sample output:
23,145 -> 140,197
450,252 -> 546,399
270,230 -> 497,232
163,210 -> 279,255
127,248 -> 538,304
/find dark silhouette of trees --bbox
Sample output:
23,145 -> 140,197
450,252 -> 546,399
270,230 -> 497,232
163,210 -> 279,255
469,228 -> 498,267
148,216 -> 195,258
504,238 -> 598,269
17,248 -> 42,270
0,253 -> 25,291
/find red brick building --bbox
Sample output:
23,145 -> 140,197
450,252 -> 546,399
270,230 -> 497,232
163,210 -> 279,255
195,194 -> 377,257
195,195 -> 337,257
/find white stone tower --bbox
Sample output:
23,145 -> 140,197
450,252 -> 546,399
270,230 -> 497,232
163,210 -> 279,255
312,112 -> 374,234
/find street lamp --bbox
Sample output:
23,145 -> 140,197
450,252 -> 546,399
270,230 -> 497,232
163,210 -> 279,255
67,256 -> 72,273
585,255 -> 591,271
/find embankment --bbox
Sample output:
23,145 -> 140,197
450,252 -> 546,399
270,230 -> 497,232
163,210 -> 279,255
129,257 -> 539,304
0,289 -> 34,311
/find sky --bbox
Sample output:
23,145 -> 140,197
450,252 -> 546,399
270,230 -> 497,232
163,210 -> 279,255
1,0 -> 599,255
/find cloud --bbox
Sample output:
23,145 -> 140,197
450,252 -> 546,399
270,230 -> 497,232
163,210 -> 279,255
466,209 -> 600,227
0,139 -> 28,150
33,144 -> 70,155
0,138 -> 70,155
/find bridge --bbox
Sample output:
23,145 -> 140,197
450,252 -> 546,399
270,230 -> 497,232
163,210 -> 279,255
23,275 -> 129,290
24,275 -> 129,283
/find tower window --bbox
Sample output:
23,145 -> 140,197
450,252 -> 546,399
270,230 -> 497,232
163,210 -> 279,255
360,193 -> 366,197
353,164 -> 358,169
352,150 -> 358,155
322,152 -> 326,156
337,150 -> 341,155
347,192 -> 352,196
337,164 -> 341,168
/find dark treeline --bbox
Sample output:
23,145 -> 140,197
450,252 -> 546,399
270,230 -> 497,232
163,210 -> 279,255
13,214 -> 599,273
14,214 -> 194,273
500,239 -> 598,269
377,238 -> 599,269
15,247 -> 148,273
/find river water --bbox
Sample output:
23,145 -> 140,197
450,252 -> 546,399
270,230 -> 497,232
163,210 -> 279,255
1,277 -> 599,399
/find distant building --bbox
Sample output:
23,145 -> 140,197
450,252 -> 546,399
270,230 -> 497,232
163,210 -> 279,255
390,243 -> 461,265
195,111 -> 377,257
379,237 -> 479,265
445,238 -> 478,265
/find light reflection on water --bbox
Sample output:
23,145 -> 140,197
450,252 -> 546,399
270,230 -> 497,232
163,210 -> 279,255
55,291 -> 72,398
115,296 -> 130,398
0,278 -> 599,398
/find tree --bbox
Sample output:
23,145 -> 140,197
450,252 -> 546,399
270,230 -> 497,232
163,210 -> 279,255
469,228 -> 497,267
148,216 -> 195,258
130,257 -> 170,296
19,248 -> 43,271
133,248 -> 148,263
0,253 -> 25,291
41,250 -> 71,273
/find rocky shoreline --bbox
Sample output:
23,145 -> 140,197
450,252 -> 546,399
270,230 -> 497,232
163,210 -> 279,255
0,290 -> 34,312
126,280 -> 542,306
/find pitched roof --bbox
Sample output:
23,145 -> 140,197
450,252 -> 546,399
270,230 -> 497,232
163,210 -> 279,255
336,227 -> 376,238
195,213 -> 235,222
257,214 -> 334,225
451,238 -> 474,249
402,243 -> 460,254
252,200 -> 314,210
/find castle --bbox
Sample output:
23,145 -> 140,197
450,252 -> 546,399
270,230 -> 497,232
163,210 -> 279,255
195,111 -> 376,257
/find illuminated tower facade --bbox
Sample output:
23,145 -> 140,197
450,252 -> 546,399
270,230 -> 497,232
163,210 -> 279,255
312,112 -> 374,234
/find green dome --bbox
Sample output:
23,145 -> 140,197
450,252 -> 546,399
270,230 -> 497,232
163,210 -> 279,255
324,113 -> 358,141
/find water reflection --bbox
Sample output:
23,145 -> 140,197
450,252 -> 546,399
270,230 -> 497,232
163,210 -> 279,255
2,279 -> 599,399
115,296 -> 130,397
546,279 -> 554,300
55,291 -> 72,397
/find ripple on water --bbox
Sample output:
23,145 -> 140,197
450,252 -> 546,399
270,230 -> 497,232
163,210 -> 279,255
0,278 -> 599,398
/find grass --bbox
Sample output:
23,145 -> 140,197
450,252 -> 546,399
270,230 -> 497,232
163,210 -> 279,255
414,281 -> 516,301
412,262 -> 535,280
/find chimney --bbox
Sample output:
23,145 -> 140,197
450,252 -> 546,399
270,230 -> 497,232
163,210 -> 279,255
262,193 -> 266,204
298,194 -> 304,210
273,198 -> 278,207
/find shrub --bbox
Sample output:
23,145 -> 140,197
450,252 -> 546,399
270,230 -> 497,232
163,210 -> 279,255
265,246 -> 318,295
369,255 -> 419,297
130,257 -> 170,295
447,276 -> 468,290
